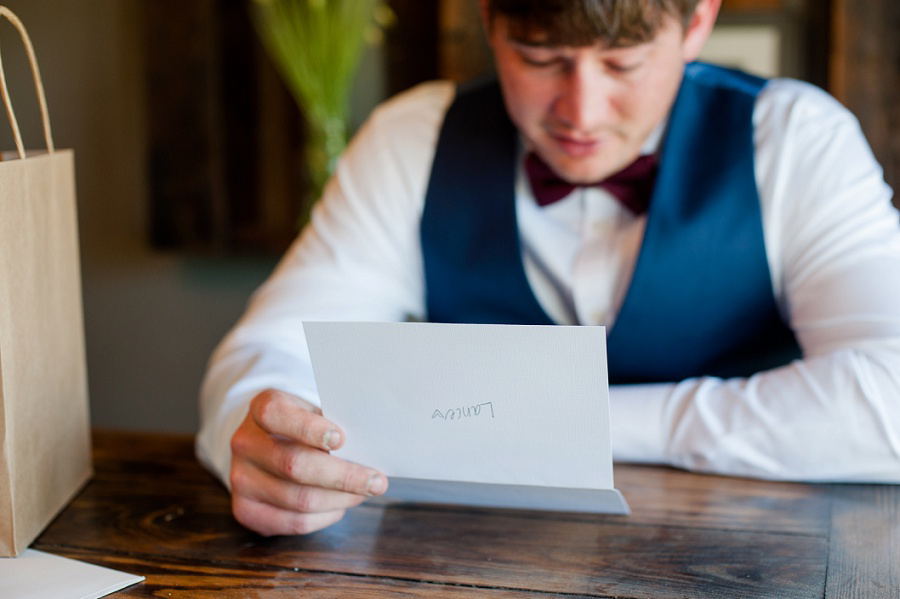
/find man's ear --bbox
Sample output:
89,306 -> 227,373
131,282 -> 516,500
681,0 -> 722,62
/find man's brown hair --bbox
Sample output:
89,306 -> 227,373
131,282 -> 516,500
485,0 -> 702,47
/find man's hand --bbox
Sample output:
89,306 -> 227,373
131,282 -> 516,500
229,389 -> 388,535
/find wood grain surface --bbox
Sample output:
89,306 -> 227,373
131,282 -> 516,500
30,430 -> 899,598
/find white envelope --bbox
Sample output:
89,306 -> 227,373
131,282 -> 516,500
304,321 -> 629,514
0,549 -> 144,599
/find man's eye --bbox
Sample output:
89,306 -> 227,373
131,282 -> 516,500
523,57 -> 557,67
606,61 -> 641,74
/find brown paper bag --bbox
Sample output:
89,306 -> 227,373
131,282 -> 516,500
0,6 -> 92,557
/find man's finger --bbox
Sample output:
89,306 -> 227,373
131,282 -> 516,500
232,493 -> 347,536
250,389 -> 343,451
231,417 -> 388,497
272,441 -> 387,496
230,454 -> 369,513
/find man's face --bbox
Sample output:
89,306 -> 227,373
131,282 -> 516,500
487,12 -> 700,184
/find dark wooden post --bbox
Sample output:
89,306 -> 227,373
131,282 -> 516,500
831,0 -> 900,205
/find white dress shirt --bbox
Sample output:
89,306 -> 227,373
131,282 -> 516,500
197,78 -> 900,486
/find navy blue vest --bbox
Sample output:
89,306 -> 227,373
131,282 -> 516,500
421,63 -> 800,383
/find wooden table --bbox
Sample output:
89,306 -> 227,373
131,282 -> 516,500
32,430 -> 899,598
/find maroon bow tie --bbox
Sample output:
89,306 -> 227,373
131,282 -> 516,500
524,152 -> 659,214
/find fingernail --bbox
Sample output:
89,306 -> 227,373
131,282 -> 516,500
366,474 -> 387,496
323,429 -> 342,451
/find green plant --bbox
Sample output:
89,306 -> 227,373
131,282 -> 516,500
251,0 -> 392,225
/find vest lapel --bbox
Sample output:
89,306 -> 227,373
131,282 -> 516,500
422,78 -> 553,325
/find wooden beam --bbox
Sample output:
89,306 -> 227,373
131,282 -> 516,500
830,0 -> 900,204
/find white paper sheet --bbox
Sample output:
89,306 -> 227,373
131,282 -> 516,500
0,549 -> 144,599
304,321 -> 629,514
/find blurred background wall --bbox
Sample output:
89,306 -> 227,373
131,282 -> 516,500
0,0 -> 276,433
0,0 -> 896,434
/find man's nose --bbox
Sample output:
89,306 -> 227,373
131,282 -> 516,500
552,64 -> 613,131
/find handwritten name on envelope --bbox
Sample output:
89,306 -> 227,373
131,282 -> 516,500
304,322 -> 629,514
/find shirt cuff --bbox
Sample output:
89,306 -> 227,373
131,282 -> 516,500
608,382 -> 671,464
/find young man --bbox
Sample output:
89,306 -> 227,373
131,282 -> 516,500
198,0 -> 900,536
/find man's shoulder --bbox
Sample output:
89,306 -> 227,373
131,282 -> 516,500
684,64 -> 850,123
338,81 -> 457,198
760,78 -> 848,112
368,81 -> 457,129
756,78 -> 858,130
684,64 -> 859,133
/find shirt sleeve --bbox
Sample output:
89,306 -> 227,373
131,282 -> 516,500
195,82 -> 455,484
610,79 -> 900,483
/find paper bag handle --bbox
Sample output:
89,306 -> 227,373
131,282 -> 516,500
0,6 -> 55,160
